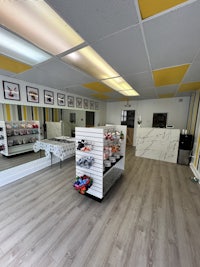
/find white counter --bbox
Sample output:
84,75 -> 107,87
135,127 -> 180,163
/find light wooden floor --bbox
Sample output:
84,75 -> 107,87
0,147 -> 199,267
0,151 -> 45,171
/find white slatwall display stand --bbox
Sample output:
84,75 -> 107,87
75,125 -> 127,200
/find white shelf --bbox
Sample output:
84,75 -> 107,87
75,125 -> 127,200
0,121 -> 40,157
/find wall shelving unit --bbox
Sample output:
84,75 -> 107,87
75,125 -> 127,200
0,121 -> 40,156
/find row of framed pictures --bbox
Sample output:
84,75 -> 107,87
2,81 -> 99,110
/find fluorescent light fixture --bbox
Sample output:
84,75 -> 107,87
62,46 -> 119,80
63,47 -> 139,96
0,0 -> 84,55
102,77 -> 139,96
119,90 -> 139,96
0,27 -> 51,65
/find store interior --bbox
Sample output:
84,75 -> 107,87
0,103 -> 91,171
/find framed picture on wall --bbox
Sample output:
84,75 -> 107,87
67,95 -> 74,107
26,86 -> 39,103
90,101 -> 94,110
84,99 -> 89,109
44,90 -> 54,105
57,93 -> 65,106
76,97 -> 82,108
3,81 -> 20,101
152,113 -> 167,128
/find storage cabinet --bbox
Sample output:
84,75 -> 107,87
0,121 -> 40,156
75,125 -> 127,200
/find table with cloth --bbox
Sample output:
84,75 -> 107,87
33,137 -> 75,166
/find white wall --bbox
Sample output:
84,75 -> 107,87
95,101 -> 107,126
137,97 -> 190,129
106,100 -> 139,126
106,97 -> 190,145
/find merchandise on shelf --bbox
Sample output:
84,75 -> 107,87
0,120 -> 40,156
73,175 -> 93,195
0,144 -> 5,151
77,139 -> 93,151
75,126 -> 127,200
76,156 -> 95,168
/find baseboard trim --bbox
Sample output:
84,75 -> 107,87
0,156 -> 51,187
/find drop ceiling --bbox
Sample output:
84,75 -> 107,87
1,0 -> 200,102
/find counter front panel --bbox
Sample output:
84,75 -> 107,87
136,128 -> 180,163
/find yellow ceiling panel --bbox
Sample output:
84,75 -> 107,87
0,55 -> 32,73
153,64 -> 189,87
178,82 -> 200,92
138,0 -> 188,19
91,93 -> 110,100
83,82 -> 113,93
158,93 -> 174,98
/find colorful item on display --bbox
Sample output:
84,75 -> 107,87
77,139 -> 85,150
77,139 -> 92,151
104,130 -> 121,140
73,175 -> 93,194
76,156 -> 95,168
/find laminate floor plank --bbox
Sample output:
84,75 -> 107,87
0,147 -> 199,267
0,169 -> 74,243
0,152 -> 42,172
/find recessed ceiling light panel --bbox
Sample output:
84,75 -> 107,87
62,46 -> 119,80
0,27 -> 51,65
0,0 -> 84,55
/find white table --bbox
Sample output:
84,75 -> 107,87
33,138 -> 75,165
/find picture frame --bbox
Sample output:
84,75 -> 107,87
3,81 -> 20,101
90,101 -> 94,110
57,93 -> 65,106
152,113 -> 167,128
44,90 -> 54,105
83,99 -> 89,109
95,102 -> 99,110
26,86 -> 39,103
76,97 -> 82,108
67,95 -> 74,107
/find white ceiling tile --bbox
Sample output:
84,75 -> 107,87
155,85 -> 179,95
124,71 -> 154,90
194,50 -> 200,62
37,58 -> 95,83
136,87 -> 157,99
92,25 -> 150,75
46,0 -> 139,43
143,1 -> 200,69
64,86 -> 98,98
16,67 -> 62,89
16,59 -> 96,89
182,60 -> 200,83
